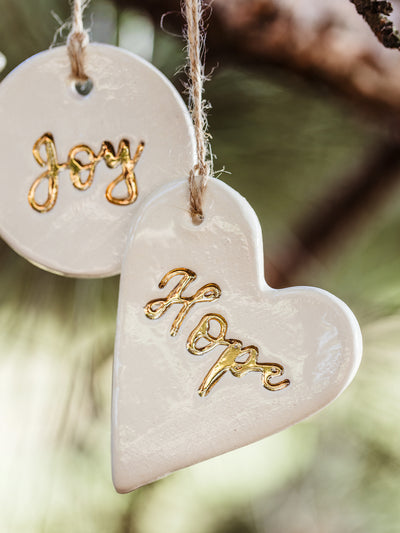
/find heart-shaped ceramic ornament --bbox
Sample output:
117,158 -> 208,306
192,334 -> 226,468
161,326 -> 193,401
0,43 -> 195,277
112,178 -> 362,493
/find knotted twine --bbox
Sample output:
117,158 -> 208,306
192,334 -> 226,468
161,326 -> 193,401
182,0 -> 213,224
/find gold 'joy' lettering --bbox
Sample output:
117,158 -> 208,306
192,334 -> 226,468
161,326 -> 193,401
144,268 -> 221,336
28,133 -> 145,213
144,267 -> 290,397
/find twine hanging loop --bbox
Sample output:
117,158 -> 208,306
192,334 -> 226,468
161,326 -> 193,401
183,0 -> 213,225
67,0 -> 90,82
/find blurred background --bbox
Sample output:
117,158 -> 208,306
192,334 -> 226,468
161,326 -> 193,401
1,0 -> 400,531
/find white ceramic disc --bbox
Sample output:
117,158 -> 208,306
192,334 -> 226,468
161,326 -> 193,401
112,179 -> 363,493
0,44 -> 195,277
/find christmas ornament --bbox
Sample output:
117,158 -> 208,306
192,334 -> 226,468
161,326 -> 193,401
111,178 -> 362,493
109,0 -> 363,493
0,42 -> 195,276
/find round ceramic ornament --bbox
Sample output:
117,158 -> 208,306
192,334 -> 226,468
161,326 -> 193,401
0,43 -> 195,277
111,178 -> 363,493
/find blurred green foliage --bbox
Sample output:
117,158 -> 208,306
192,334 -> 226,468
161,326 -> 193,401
1,1 -> 400,533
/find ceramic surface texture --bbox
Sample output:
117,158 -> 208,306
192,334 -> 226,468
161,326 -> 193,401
112,179 -> 362,493
0,44 -> 195,277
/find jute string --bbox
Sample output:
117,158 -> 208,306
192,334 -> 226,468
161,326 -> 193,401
183,0 -> 212,225
67,0 -> 90,82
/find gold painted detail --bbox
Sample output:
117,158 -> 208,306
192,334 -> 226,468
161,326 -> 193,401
144,268 -> 221,336
28,133 -> 145,212
187,313 -> 290,397
144,268 -> 290,397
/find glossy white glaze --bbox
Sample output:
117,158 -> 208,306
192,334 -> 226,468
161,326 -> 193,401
0,44 -> 195,277
112,178 -> 363,493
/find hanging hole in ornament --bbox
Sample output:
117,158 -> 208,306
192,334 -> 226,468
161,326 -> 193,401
74,78 -> 94,97
192,211 -> 205,226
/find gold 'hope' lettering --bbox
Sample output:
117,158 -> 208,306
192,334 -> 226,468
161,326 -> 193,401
144,268 -> 221,336
187,313 -> 290,397
144,267 -> 290,397
28,133 -> 145,213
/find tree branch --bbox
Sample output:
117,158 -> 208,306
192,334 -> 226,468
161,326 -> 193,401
350,0 -> 400,48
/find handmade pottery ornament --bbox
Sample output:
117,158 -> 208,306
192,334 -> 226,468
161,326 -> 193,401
0,43 -> 195,276
112,178 -> 362,493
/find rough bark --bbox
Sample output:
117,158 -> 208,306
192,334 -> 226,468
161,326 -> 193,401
350,0 -> 400,48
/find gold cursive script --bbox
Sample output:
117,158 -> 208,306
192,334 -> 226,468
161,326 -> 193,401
144,268 -> 290,397
187,313 -> 289,397
28,133 -> 144,212
144,268 -> 221,336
